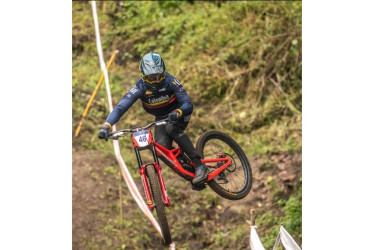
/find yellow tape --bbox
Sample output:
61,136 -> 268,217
74,50 -> 119,137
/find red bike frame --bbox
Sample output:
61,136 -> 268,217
131,129 -> 232,211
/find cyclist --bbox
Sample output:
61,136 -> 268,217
98,52 -> 208,187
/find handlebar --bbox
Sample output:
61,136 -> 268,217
108,118 -> 169,140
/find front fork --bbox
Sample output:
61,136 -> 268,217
139,163 -> 170,211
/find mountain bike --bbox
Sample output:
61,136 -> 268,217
108,119 -> 252,245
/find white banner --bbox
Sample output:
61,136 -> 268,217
273,226 -> 301,250
250,226 -> 266,250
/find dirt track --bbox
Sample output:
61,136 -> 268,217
73,149 -> 301,249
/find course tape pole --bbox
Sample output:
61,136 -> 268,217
74,50 -> 119,137
90,0 -> 163,239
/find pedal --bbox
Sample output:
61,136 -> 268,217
191,183 -> 206,191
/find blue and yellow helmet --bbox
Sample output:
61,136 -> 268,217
140,52 -> 166,90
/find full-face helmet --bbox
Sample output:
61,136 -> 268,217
140,52 -> 166,90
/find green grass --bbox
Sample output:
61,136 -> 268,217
73,1 -> 301,157
256,178 -> 302,248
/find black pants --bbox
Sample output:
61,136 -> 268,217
154,115 -> 201,163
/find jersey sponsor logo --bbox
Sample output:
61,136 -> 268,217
143,94 -> 176,108
145,90 -> 153,95
158,88 -> 166,92
173,78 -> 181,86
129,86 -> 138,94
148,95 -> 170,104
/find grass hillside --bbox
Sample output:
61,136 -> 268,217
73,2 -> 302,249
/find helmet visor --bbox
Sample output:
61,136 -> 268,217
143,73 -> 165,84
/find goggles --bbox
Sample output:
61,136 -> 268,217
142,73 -> 165,84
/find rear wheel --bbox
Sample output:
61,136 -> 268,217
145,164 -> 172,245
196,131 -> 252,200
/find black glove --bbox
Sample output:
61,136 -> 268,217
168,110 -> 181,122
98,127 -> 109,141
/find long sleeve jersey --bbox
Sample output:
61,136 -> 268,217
104,72 -> 193,128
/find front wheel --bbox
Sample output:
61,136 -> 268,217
196,131 -> 252,200
145,164 -> 172,245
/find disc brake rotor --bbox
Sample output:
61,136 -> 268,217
217,152 -> 236,172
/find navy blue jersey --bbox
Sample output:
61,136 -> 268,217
104,72 -> 193,128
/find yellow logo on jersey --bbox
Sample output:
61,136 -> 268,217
146,91 -> 152,95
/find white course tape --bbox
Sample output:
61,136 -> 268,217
249,226 -> 266,250
90,0 -> 164,240
279,226 -> 301,250
169,242 -> 175,250
273,226 -> 301,250
91,1 -> 113,111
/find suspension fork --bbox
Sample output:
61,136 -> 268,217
136,143 -> 170,211
153,163 -> 170,207
139,163 -> 170,210
139,165 -> 155,211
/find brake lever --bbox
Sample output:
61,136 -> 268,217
109,131 -> 125,140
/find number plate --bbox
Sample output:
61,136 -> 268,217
133,130 -> 150,147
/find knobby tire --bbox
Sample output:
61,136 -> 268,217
145,164 -> 172,245
196,131 -> 252,200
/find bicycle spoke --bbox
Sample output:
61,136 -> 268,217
202,138 -> 248,193
196,131 -> 252,200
